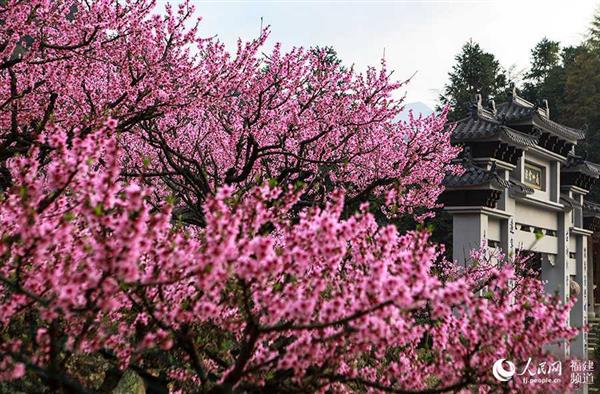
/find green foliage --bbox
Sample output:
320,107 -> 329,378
482,291 -> 494,300
534,229 -> 544,240
93,203 -> 104,216
438,40 -> 509,121
560,8 -> 600,200
527,38 -> 561,83
589,5 -> 600,51
521,38 -> 568,119
519,34 -> 600,195
309,45 -> 343,67
564,47 -> 600,202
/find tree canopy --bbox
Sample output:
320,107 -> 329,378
438,40 -> 508,121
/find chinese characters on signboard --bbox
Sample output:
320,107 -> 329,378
524,163 -> 543,189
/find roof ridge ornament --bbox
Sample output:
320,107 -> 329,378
534,99 -> 550,118
488,99 -> 497,116
469,93 -> 483,120
509,82 -> 517,101
507,82 -> 537,109
475,93 -> 482,107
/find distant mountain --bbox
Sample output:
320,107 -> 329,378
395,101 -> 434,122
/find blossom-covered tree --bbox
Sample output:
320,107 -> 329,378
0,121 -> 576,392
0,0 -> 578,393
1,0 -> 460,220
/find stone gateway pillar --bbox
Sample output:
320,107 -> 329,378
442,90 -> 600,362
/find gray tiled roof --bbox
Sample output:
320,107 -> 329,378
496,99 -> 535,121
531,115 -> 585,141
460,90 -> 585,143
495,95 -> 585,141
500,128 -> 540,148
444,164 -> 510,190
583,200 -> 600,217
450,116 -> 500,136
452,120 -> 539,148
562,155 -> 600,178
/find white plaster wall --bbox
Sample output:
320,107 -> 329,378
488,217 -> 501,242
569,237 -> 577,275
515,231 -> 558,254
570,237 -> 577,254
452,214 -> 487,263
515,203 -> 558,230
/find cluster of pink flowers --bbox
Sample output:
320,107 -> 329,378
0,0 -> 578,392
0,120 -> 576,392
1,0 -> 461,216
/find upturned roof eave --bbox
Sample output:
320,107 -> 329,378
451,125 -> 538,149
530,113 -> 585,142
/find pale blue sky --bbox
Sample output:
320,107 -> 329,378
159,0 -> 598,107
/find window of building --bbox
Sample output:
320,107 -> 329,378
524,162 -> 545,190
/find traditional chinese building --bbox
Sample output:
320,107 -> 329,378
442,88 -> 600,360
